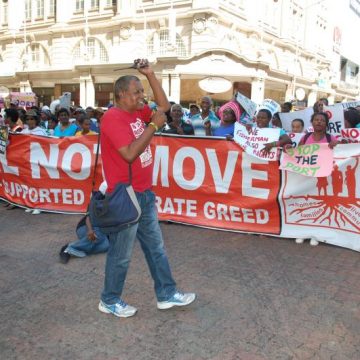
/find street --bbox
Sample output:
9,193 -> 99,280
0,203 -> 359,360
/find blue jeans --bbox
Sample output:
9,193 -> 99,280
101,190 -> 176,304
66,224 -> 109,257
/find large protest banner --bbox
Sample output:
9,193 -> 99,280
151,135 -> 281,234
279,143 -> 360,252
1,134 -> 359,251
0,134 -> 103,213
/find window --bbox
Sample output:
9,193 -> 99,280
20,43 -> 50,69
31,44 -> 40,63
76,0 -> 84,11
73,38 -> 109,63
91,0 -> 99,9
25,0 -> 31,20
35,0 -> 44,18
2,1 -> 8,24
49,0 -> 55,16
148,30 -> 187,57
105,0 -> 116,6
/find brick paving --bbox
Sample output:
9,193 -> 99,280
0,203 -> 359,360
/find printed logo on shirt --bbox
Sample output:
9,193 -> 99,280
131,118 -> 152,168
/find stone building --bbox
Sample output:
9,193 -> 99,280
0,0 -> 359,108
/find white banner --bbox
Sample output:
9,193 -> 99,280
258,99 -> 280,116
279,143 -> 360,252
234,122 -> 280,161
235,92 -> 257,117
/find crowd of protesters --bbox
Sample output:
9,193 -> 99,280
1,90 -> 360,229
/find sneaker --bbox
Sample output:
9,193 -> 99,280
295,238 -> 304,244
98,299 -> 137,318
32,209 -> 41,215
310,238 -> 319,246
59,244 -> 70,264
157,291 -> 196,310
25,208 -> 32,213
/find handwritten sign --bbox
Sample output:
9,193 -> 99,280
258,99 -> 280,116
287,132 -> 304,148
234,122 -> 280,161
0,125 -> 9,155
235,92 -> 257,118
323,104 -> 344,137
10,92 -> 37,108
340,128 -> 360,143
280,143 -> 334,177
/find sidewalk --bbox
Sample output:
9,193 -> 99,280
0,204 -> 359,360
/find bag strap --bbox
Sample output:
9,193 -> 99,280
92,132 -> 101,192
92,132 -> 132,191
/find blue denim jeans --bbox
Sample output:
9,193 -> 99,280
101,190 -> 176,304
66,225 -> 109,257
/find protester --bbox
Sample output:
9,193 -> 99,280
22,110 -> 48,136
189,104 -> 200,118
98,58 -> 196,318
254,109 -> 292,152
54,108 -> 78,137
75,115 -> 98,136
39,107 -> 52,130
47,117 -> 59,136
344,109 -> 360,128
162,103 -> 194,135
313,99 -> 327,114
4,108 -> 22,132
281,102 -> 293,113
298,112 -> 338,148
271,112 -> 282,128
206,103 -> 237,137
85,106 -> 100,133
293,112 -> 338,246
291,118 -> 305,133
190,96 -> 220,136
59,182 -> 109,263
94,107 -> 105,126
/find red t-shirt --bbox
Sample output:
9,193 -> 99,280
100,105 -> 152,192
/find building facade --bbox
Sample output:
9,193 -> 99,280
0,0 -> 359,108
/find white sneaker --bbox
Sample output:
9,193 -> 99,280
157,291 -> 196,310
32,209 -> 41,215
295,238 -> 304,244
98,299 -> 137,318
310,238 -> 319,246
25,209 -> 32,213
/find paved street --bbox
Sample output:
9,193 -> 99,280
0,202 -> 359,360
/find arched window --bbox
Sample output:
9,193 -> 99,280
147,30 -> 187,57
20,43 -> 50,69
73,38 -> 109,63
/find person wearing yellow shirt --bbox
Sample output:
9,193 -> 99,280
75,116 -> 98,136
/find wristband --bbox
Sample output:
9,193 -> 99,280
148,122 -> 158,131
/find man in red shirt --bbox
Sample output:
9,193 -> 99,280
99,59 -> 196,318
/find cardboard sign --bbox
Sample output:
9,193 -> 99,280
340,128 -> 360,143
258,99 -> 280,116
10,92 -> 37,108
235,92 -> 257,117
0,125 -> 9,155
279,107 -> 314,132
280,143 -> 334,177
323,104 -> 344,137
287,132 -> 304,148
234,122 -> 280,161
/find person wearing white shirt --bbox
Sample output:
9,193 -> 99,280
22,110 -> 48,137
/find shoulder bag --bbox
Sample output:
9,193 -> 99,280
88,133 -> 141,234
